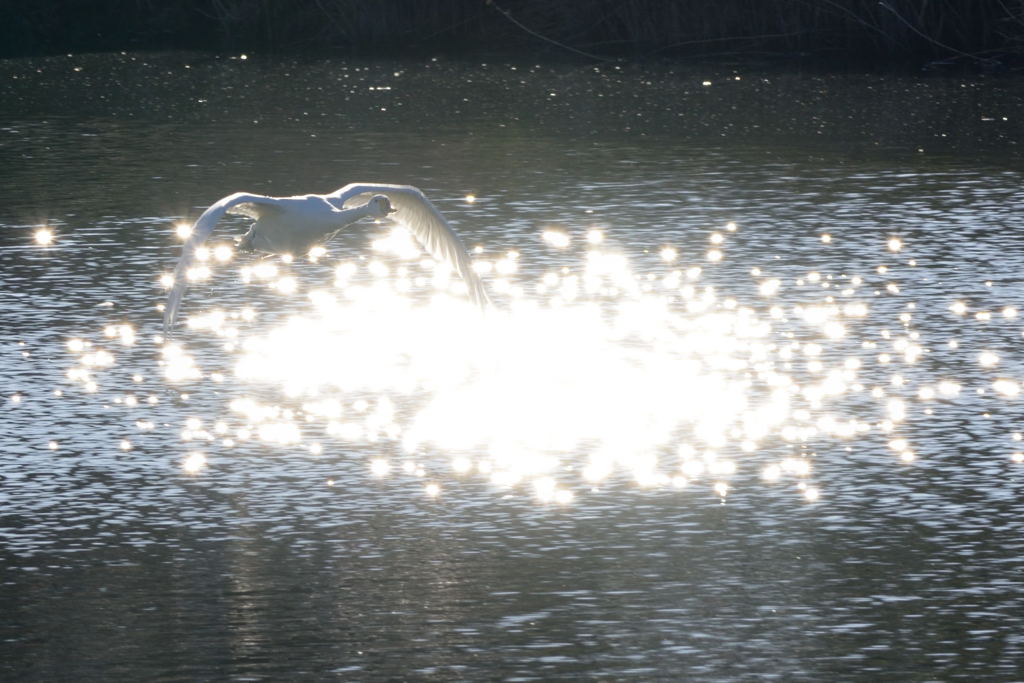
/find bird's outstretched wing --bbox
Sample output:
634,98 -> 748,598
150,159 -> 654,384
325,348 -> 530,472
329,183 -> 490,308
163,192 -> 279,333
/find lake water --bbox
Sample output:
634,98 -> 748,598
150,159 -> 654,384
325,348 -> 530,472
2,52 -> 1024,680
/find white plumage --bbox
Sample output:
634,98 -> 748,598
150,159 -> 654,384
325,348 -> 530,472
164,183 -> 489,332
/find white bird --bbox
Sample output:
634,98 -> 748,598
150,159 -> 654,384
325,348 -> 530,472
163,183 -> 489,333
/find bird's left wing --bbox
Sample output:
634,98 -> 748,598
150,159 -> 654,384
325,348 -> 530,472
164,192 -> 278,333
330,183 -> 490,308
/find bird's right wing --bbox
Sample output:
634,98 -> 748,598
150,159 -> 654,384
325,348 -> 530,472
163,192 -> 279,334
330,183 -> 490,308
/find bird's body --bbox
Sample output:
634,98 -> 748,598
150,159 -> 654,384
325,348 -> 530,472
163,183 -> 489,333
232,194 -> 373,254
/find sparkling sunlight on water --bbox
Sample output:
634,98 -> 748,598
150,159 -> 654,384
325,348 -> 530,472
54,219 -> 1024,506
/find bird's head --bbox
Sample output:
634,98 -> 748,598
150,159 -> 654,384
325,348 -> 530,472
367,195 -> 395,218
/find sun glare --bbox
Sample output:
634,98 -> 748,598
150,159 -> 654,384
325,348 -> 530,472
186,229 -> 890,504
34,228 -> 54,245
60,208 -> 1024,508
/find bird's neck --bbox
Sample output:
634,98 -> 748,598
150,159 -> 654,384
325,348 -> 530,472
332,201 -> 378,223
328,196 -> 373,215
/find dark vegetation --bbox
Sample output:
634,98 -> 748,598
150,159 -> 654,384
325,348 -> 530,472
2,0 -> 1023,67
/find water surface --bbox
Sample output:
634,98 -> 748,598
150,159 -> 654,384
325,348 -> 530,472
1,53 -> 1023,680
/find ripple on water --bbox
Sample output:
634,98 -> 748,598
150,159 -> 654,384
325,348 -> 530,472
2,74 -> 1024,677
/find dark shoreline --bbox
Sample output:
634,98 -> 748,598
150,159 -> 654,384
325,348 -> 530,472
2,0 -> 1022,70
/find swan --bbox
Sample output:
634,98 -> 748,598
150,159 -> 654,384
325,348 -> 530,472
163,183 -> 489,333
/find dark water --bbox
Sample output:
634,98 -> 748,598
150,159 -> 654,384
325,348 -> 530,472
2,53 -> 1024,680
